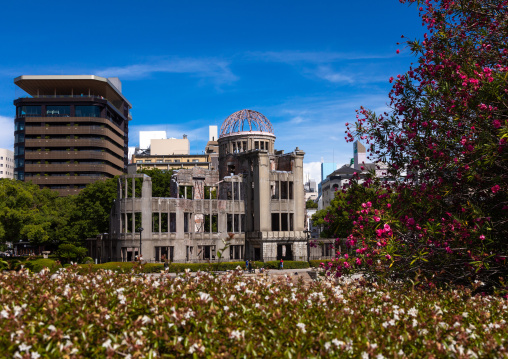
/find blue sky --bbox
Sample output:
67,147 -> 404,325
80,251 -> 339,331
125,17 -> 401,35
0,0 -> 425,182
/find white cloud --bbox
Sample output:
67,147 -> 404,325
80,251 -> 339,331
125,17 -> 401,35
248,50 -> 395,64
248,50 -> 400,85
303,161 -> 322,184
0,116 -> 13,151
259,93 -> 389,164
95,58 -> 238,85
314,66 -> 355,84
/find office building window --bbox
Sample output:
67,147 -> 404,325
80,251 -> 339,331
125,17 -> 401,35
18,106 -> 41,117
76,106 -> 101,117
15,146 -> 24,156
46,106 -> 70,116
15,121 -> 25,131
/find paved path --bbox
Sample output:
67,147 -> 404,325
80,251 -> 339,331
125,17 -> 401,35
148,267 -> 317,282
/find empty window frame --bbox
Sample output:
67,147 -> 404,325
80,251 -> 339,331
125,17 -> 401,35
179,186 -> 193,199
153,212 -> 169,232
184,212 -> 192,233
227,214 -> 233,233
271,213 -> 280,231
198,245 -> 216,260
204,186 -> 217,199
155,246 -> 174,262
186,246 -> 194,261
271,181 -> 279,200
281,213 -> 289,231
204,214 -> 218,233
322,243 -> 334,257
229,245 -> 244,260
169,213 -> 176,233
281,181 -> 288,199
234,214 -> 240,232
125,212 -> 142,233
152,213 -> 160,232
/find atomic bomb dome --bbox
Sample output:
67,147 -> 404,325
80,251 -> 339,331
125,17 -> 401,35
219,109 -> 274,138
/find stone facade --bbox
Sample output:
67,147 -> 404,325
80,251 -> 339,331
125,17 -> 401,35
105,110 -> 308,263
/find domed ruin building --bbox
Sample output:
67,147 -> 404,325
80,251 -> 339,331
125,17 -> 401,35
98,110 -> 307,263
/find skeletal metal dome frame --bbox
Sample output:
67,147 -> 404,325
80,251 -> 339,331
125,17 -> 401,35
220,109 -> 274,137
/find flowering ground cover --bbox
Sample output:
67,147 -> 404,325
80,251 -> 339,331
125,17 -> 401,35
1,267 -> 507,358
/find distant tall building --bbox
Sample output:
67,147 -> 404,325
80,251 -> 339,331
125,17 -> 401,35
209,125 -> 218,141
13,75 -> 132,195
0,148 -> 15,179
353,140 -> 367,170
206,125 -> 219,170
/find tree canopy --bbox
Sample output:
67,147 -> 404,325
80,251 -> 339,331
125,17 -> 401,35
0,179 -> 73,246
0,168 -> 175,250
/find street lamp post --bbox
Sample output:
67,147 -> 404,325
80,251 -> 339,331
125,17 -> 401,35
304,229 -> 311,262
137,227 -> 144,261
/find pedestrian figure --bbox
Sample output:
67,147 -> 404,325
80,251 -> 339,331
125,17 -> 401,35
280,258 -> 284,270
246,259 -> 249,272
248,260 -> 253,273
162,255 -> 169,271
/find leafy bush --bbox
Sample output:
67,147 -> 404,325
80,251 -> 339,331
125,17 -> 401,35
56,243 -> 87,264
81,262 -> 135,273
81,257 -> 94,264
23,259 -> 61,273
166,261 -> 246,273
0,268 -> 506,357
257,261 -> 309,269
327,0 -> 508,287
309,260 -> 323,268
143,263 -> 164,273
75,261 -> 309,274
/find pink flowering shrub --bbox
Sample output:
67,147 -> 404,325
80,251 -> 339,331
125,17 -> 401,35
323,0 -> 508,286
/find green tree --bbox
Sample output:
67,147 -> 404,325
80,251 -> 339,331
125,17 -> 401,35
0,179 -> 71,247
56,243 -> 87,264
336,0 -> 508,286
305,199 -> 318,209
70,177 -> 119,240
137,168 -> 173,197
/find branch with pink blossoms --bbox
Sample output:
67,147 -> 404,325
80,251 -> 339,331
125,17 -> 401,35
331,0 -> 508,288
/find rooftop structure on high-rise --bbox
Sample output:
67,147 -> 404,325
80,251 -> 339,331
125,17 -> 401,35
13,75 -> 131,195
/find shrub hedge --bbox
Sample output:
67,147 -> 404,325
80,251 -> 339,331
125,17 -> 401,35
11,259 -> 311,273
23,259 -> 62,273
257,261 -> 309,269
309,260 -> 324,268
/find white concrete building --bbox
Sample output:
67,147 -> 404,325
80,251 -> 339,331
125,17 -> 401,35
150,136 -> 190,155
0,149 -> 15,179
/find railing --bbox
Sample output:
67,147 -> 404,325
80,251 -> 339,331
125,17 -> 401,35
18,95 -> 106,100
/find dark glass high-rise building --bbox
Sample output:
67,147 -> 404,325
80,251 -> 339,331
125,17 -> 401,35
13,75 -> 132,195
